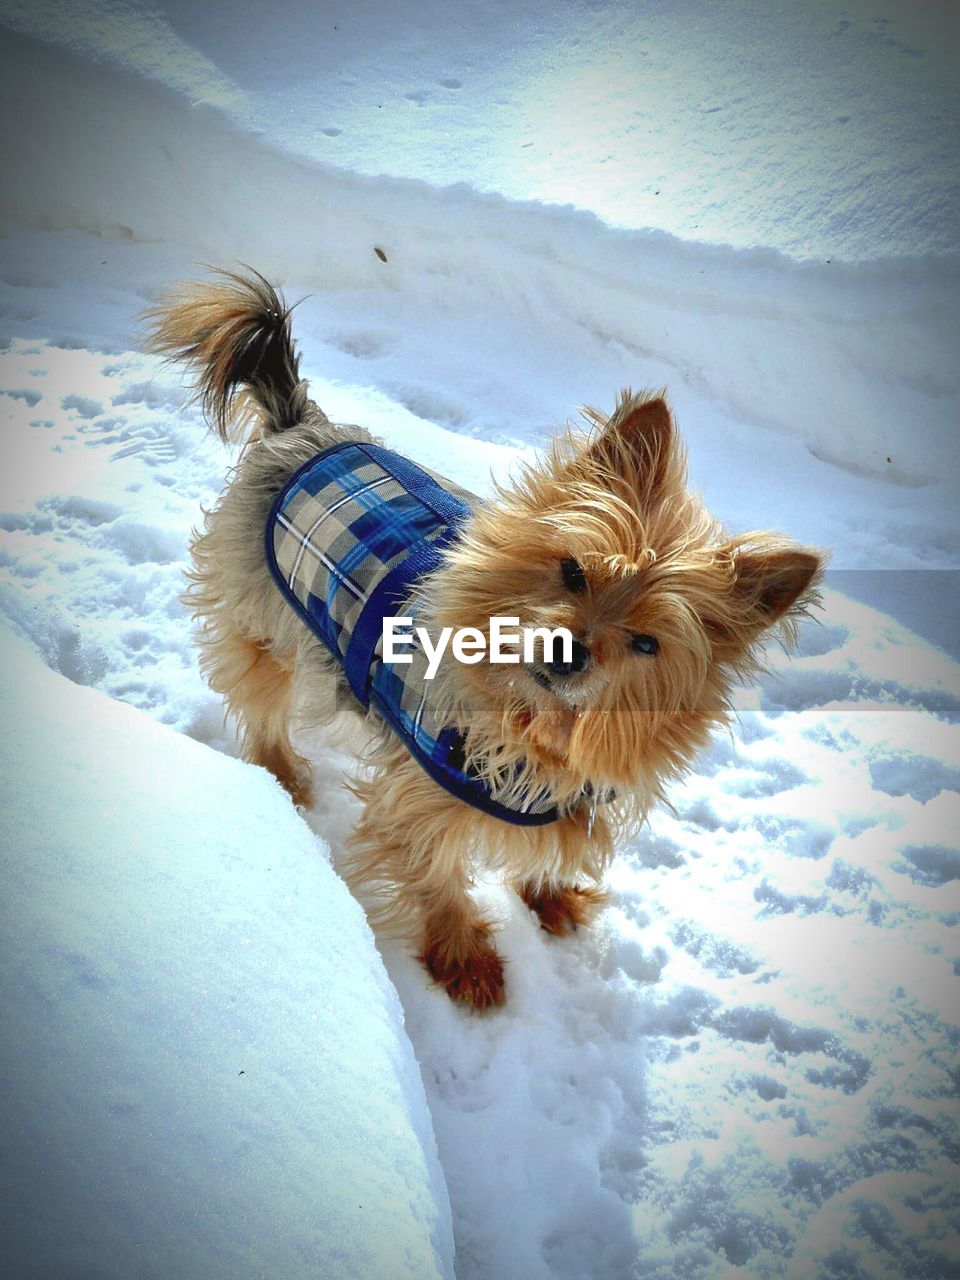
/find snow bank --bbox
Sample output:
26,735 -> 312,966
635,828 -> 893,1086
5,0 -> 959,262
0,627 -> 454,1280
1,27 -> 958,497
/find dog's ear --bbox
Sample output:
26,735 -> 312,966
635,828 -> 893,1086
579,390 -> 681,497
708,538 -> 825,645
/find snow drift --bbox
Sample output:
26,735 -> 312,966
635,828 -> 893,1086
0,627 -> 454,1280
1,26 -> 958,500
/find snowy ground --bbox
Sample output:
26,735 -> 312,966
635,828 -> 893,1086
3,0 -> 958,261
1,5 -> 959,1279
0,630 -> 454,1280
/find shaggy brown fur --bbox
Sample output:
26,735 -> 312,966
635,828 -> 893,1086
517,882 -> 611,935
145,268 -> 824,1011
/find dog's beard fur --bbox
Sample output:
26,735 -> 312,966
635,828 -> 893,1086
144,269 -> 825,1010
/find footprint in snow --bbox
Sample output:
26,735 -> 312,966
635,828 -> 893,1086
794,617 -> 850,657
599,933 -> 669,984
753,879 -> 830,917
671,922 -> 761,977
747,1073 -> 787,1100
111,433 -> 183,466
61,393 -> 104,418
110,379 -> 187,410
391,384 -> 469,428
1,269 -> 56,288
675,796 -> 740,833
0,496 -> 121,533
52,495 -> 124,526
629,830 -> 686,870
869,753 -> 960,803
827,859 -> 880,897
2,387 -> 42,406
711,1005 -> 871,1093
894,844 -> 960,888
97,518 -> 184,566
326,330 -> 390,359
754,813 -> 835,859
720,759 -> 810,797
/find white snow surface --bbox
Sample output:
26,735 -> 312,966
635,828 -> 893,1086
0,628 -> 454,1280
1,6 -> 959,1279
2,0 -> 959,262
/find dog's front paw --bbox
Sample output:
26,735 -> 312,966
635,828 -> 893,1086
420,935 -> 506,1010
519,882 -> 609,936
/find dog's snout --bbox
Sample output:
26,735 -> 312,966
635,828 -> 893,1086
546,639 -> 591,677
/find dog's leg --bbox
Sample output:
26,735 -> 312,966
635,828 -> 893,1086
511,809 -> 612,935
346,755 -> 505,1009
516,881 -> 609,935
208,635 -> 314,808
420,899 -> 505,1011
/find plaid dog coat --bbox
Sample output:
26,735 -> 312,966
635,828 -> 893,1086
265,440 -> 566,825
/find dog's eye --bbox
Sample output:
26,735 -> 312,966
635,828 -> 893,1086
560,558 -> 587,593
631,634 -> 660,656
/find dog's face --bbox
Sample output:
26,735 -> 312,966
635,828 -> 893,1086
430,392 -> 823,796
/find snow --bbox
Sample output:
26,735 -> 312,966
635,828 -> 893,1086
0,627 -> 454,1280
1,3 -> 958,1278
4,0 -> 959,261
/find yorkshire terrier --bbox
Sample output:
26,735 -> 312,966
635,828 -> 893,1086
147,269 -> 823,1010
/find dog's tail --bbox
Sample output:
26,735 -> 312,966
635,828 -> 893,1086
143,268 -> 308,442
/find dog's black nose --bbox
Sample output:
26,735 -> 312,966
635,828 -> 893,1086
545,639 -> 591,677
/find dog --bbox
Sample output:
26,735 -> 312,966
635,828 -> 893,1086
146,269 -> 823,1010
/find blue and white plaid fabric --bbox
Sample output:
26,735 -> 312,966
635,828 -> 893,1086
265,440 -> 562,825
